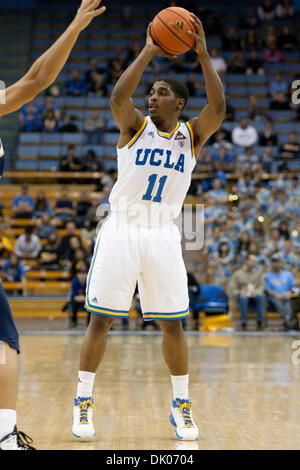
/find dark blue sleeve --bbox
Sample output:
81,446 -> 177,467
0,155 -> 5,178
71,278 -> 79,299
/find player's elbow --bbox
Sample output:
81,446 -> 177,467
34,75 -> 53,93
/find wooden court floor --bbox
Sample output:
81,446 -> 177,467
17,334 -> 300,450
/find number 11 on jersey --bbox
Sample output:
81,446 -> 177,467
142,174 -> 168,203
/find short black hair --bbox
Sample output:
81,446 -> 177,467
155,78 -> 189,108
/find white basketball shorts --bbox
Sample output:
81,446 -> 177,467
85,213 -> 189,321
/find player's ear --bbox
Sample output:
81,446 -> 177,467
176,98 -> 185,112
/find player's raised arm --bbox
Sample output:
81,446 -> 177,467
0,0 -> 106,117
187,14 -> 226,156
110,24 -> 175,144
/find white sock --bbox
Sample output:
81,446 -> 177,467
76,371 -> 95,398
171,374 -> 189,400
0,409 -> 17,441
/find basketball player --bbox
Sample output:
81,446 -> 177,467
72,13 -> 225,441
0,0 -> 107,450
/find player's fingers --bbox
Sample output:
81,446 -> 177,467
187,30 -> 199,39
189,17 -> 201,33
190,12 -> 201,25
93,6 -> 106,17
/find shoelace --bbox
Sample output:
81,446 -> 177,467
16,430 -> 36,450
176,401 -> 194,428
78,399 -> 94,424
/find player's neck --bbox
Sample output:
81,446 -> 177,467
151,116 -> 179,134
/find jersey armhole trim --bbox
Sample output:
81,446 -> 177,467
185,122 -> 195,159
127,116 -> 148,149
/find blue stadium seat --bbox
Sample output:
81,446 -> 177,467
104,133 -> 119,145
15,160 -> 38,170
19,133 -> 40,144
245,74 -> 267,84
248,85 -> 268,96
38,160 -> 58,170
277,134 -> 290,144
65,96 -> 86,108
39,145 -> 60,158
274,122 -> 295,133
268,110 -> 296,121
18,145 -> 39,158
41,133 -> 61,144
86,96 -> 110,108
82,145 -> 105,157
104,159 -> 118,170
61,133 -> 85,145
230,97 -> 248,108
194,284 -> 228,315
227,85 -> 247,96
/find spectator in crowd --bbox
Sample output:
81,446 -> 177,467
59,145 -> 83,172
279,132 -> 300,159
291,222 -> 300,254
289,176 -> 300,212
70,250 -> 89,279
247,240 -> 267,266
83,110 -> 105,145
33,190 -> 52,218
235,230 -> 252,263
265,254 -> 298,329
65,236 -> 88,268
12,184 -> 34,219
185,73 -> 205,97
228,51 -> 246,74
76,190 -> 92,228
81,219 -> 98,252
269,189 -> 294,225
248,95 -> 266,121
229,253 -> 265,330
252,218 -> 266,249
232,118 -> 258,148
57,220 -> 80,260
36,213 -> 57,240
270,91 -> 289,110
85,59 -> 106,92
242,30 -> 263,52
14,226 -> 41,260
263,39 -> 284,63
63,69 -> 87,96
236,146 -> 259,170
278,220 -> 290,240
254,180 -> 272,213
210,241 -> 234,288
257,0 -> 276,20
43,96 -> 60,120
1,253 -> 27,296
210,125 -> 232,148
246,50 -> 264,75
235,169 -> 256,195
38,232 -> 60,268
186,272 -> 201,331
264,227 -> 284,257
222,26 -> 241,51
53,186 -> 75,223
269,72 -> 288,99
225,95 -> 235,122
82,149 -> 105,177
205,223 -> 223,255
19,100 -> 42,131
42,109 -> 60,133
70,264 -> 89,328
276,0 -> 294,18
125,39 -> 143,66
90,73 -> 108,96
278,26 -> 298,51
208,48 -> 227,75
259,121 -> 278,146
107,56 -> 125,84
262,146 -> 276,173
213,146 -> 234,173
0,227 -> 13,262
205,178 -> 228,204
240,7 -> 260,29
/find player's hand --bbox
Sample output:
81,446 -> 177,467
188,13 -> 208,57
72,0 -> 106,32
145,23 -> 177,59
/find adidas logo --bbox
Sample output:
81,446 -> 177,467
147,131 -> 154,138
169,20 -> 184,35
92,297 -> 98,304
175,131 -> 186,140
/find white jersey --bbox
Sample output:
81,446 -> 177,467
0,138 -> 4,157
109,116 -> 196,226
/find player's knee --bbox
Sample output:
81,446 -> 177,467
89,314 -> 114,333
160,319 -> 184,336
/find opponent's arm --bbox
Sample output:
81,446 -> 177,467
110,24 -> 175,143
187,14 -> 226,156
0,0 -> 106,117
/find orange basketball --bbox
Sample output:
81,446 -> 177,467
150,7 -> 196,56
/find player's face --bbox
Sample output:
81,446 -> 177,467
148,82 -> 178,120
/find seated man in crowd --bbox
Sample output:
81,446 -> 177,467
53,186 -> 75,223
69,263 -> 88,328
38,232 -> 60,269
1,253 -> 27,296
12,184 -> 35,219
229,253 -> 265,330
13,226 -> 41,260
265,254 -> 298,330
232,118 -> 258,148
